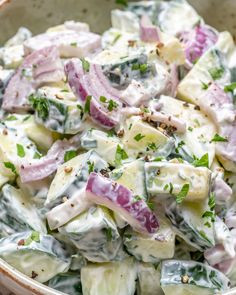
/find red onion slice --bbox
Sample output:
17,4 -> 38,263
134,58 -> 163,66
140,15 -> 161,43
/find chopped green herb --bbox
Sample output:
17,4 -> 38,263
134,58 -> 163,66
115,0 -> 127,6
84,96 -> 92,114
224,82 -> 236,93
201,81 -> 209,90
147,202 -> 154,210
177,158 -> 184,163
188,126 -> 193,132
169,182 -> 174,194
80,58 -> 90,73
25,231 -> 40,246
87,161 -> 95,174
115,145 -> 128,166
204,221 -> 211,228
192,153 -> 209,168
208,192 -> 216,211
107,99 -> 118,112
105,228 -> 112,242
64,150 -> 77,162
133,195 -> 142,202
142,107 -> 150,113
107,129 -> 116,137
209,67 -> 224,80
164,184 -> 169,191
131,64 -> 140,71
22,115 -> 31,122
61,89 -> 69,93
128,123 -> 133,130
199,230 -> 212,244
33,152 -> 42,159
3,162 -> 17,175
134,133 -> 145,142
193,118 -> 201,127
77,104 -> 84,120
202,211 -> 215,222
16,144 -> 25,158
5,115 -> 17,121
153,156 -> 164,162
29,95 -> 49,120
175,140 -> 185,153
147,142 -> 157,151
176,183 -> 190,204
100,96 -> 107,103
140,63 -> 148,74
112,33 -> 122,45
70,42 -> 77,47
211,133 -> 228,142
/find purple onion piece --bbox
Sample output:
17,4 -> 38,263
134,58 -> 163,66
140,15 -> 160,43
86,172 -> 159,234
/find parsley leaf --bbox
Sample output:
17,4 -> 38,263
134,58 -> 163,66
208,67 -> 224,80
176,183 -> 190,204
70,42 -> 77,47
115,145 -> 128,166
80,58 -> 90,72
202,211 -> 215,222
25,231 -> 40,246
87,161 -> 95,174
100,96 -> 107,103
169,182 -> 174,194
5,115 -> 17,121
134,133 -> 145,142
105,228 -> 112,242
3,162 -> 18,175
131,63 -> 148,75
29,95 -> 49,120
147,142 -> 157,151
211,133 -> 228,142
201,81 -> 209,90
208,192 -> 216,211
84,96 -> 92,114
33,152 -> 42,159
112,33 -> 122,45
64,150 -> 77,162
16,144 -> 25,158
107,99 -> 118,112
224,82 -> 236,93
192,153 -> 209,168
77,104 -> 84,119
107,129 -> 116,137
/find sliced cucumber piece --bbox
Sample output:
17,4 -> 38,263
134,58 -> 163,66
48,272 -> 82,295
30,86 -> 84,134
145,161 -> 211,202
59,206 -> 126,262
161,260 -> 230,295
124,216 -> 175,263
0,231 -> 71,283
81,258 -> 137,295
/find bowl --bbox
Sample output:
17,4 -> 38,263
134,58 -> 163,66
0,0 -> 236,294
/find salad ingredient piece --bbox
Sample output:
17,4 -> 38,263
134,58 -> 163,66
110,159 -> 147,199
81,129 -> 123,166
212,175 -> 233,205
140,15 -> 160,42
20,136 -> 80,183
29,87 -> 84,134
86,172 -> 159,234
81,258 -> 137,295
137,263 -> 163,295
124,216 -> 175,263
0,184 -> 46,237
0,231 -> 71,283
0,45 -> 25,69
46,150 -> 108,208
179,25 -> 218,67
160,260 -> 230,295
145,161 -> 211,202
24,30 -> 101,58
0,68 -> 14,106
165,198 -> 215,251
48,272 -> 82,295
2,46 -> 64,112
4,27 -> 32,47
59,206 -> 126,262
65,59 -> 121,129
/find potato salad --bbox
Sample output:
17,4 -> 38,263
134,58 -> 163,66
0,0 -> 236,294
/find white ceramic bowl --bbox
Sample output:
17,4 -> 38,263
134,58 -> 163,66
0,0 -> 236,294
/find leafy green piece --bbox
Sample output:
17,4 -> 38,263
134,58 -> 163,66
16,144 -> 25,158
202,211 -> 215,222
153,156 -> 164,162
105,228 -> 112,242
176,184 -> 190,204
147,142 -> 157,151
100,96 -> 107,103
131,63 -> 148,75
115,145 -> 128,166
87,161 -> 95,174
211,133 -> 228,142
107,99 -> 118,112
208,192 -> 216,211
84,96 -> 92,114
107,129 -> 116,137
188,126 -> 193,132
29,95 -> 49,120
201,81 -> 209,90
80,58 -> 90,72
112,33 -> 122,45
77,104 -> 84,120
22,115 -> 31,122
134,133 -> 145,142
33,152 -> 42,159
192,153 -> 209,168
64,150 -> 77,163
169,182 -> 173,194
5,115 -> 17,121
70,42 -> 77,47
224,82 -> 236,93
24,231 -> 40,246
208,67 -> 224,80
3,162 -> 17,175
